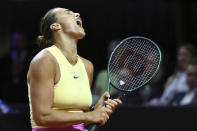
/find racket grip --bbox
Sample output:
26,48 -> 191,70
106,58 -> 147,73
88,97 -> 109,131
117,93 -> 128,101
88,124 -> 100,131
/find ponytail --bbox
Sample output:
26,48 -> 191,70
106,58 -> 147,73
37,35 -> 53,47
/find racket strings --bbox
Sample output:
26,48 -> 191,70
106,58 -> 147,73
109,38 -> 160,91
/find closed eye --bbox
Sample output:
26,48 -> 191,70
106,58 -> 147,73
64,9 -> 74,14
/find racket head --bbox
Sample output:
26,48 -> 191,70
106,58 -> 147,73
107,36 -> 162,93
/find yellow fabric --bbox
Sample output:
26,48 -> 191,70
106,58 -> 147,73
28,45 -> 92,128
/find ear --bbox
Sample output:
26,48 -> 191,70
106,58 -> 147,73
50,23 -> 61,31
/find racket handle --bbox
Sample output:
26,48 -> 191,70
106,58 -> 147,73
88,124 -> 100,131
88,97 -> 109,131
88,104 -> 107,131
117,93 -> 128,101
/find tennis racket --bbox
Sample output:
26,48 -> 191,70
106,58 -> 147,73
89,36 -> 162,131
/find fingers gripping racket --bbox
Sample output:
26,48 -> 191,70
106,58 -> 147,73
89,36 -> 162,131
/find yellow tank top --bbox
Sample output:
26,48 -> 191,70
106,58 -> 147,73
28,45 -> 92,128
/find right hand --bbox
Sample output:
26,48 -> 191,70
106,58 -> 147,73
85,105 -> 111,126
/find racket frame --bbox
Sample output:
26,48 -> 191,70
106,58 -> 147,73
107,36 -> 162,93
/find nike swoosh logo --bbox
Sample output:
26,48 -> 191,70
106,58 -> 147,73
74,76 -> 79,79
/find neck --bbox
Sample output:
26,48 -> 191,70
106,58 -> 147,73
54,33 -> 78,65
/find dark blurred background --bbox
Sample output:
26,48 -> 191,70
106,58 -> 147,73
0,0 -> 197,130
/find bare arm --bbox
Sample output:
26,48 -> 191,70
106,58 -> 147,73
28,51 -> 90,127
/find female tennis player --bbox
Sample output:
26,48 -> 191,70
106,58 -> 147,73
27,7 -> 122,131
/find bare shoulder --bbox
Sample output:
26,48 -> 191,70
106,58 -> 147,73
27,48 -> 56,81
30,49 -> 55,69
80,56 -> 94,72
80,56 -> 94,86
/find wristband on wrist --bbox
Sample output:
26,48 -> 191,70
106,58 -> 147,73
89,105 -> 94,111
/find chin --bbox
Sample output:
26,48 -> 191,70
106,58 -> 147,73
77,31 -> 86,39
